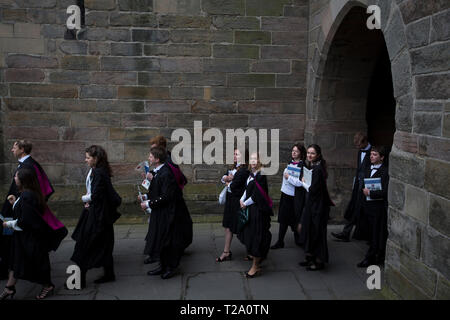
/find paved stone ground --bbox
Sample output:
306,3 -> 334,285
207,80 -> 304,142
0,223 -> 386,300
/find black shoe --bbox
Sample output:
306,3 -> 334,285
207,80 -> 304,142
147,266 -> 164,276
331,232 -> 350,242
94,274 -> 116,284
144,257 -> 158,265
357,259 -> 373,268
270,241 -> 284,249
216,251 -> 232,262
245,269 -> 261,278
161,268 -> 176,280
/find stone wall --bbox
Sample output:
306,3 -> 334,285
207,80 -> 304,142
0,0 -> 309,224
307,0 -> 449,300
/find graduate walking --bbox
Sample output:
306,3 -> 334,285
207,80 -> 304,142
0,140 -> 65,280
332,132 -> 371,242
1,168 -> 57,300
238,153 -> 273,277
298,145 -> 334,271
216,148 -> 250,262
142,147 -> 191,279
142,136 -> 192,265
71,146 -> 122,288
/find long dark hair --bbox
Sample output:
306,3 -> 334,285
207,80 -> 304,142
292,142 -> 306,162
86,145 -> 113,177
232,148 -> 249,170
16,167 -> 46,214
306,144 -> 328,179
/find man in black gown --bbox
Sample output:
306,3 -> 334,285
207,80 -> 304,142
142,136 -> 191,265
0,140 -> 55,279
332,132 -> 371,242
357,146 -> 389,267
142,147 -> 192,279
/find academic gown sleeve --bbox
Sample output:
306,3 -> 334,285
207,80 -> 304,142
15,191 -> 48,236
148,167 -> 177,209
89,168 -> 111,229
249,174 -> 273,215
230,168 -> 249,196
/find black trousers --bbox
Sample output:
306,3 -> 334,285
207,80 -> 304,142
342,220 -> 355,237
364,207 -> 387,262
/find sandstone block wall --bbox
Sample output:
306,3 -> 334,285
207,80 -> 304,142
0,0 -> 309,224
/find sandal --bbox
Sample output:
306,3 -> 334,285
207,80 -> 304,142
0,285 -> 16,300
36,285 -> 55,300
245,268 -> 262,278
216,251 -> 232,262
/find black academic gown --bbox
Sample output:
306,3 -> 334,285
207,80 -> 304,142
144,164 -> 190,270
165,153 -> 193,251
237,172 -> 273,258
361,164 -> 389,263
71,167 -> 121,271
344,149 -> 371,240
299,162 -> 334,263
222,166 -> 250,234
166,151 -> 188,189
294,162 -> 307,245
9,191 -> 53,285
1,156 -> 55,277
294,162 -> 307,223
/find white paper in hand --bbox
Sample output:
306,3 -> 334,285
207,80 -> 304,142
141,179 -> 150,190
303,167 -> 312,189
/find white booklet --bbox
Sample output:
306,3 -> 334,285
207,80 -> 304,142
364,178 -> 382,201
287,165 -> 301,178
303,167 -> 312,189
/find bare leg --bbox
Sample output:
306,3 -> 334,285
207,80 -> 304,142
248,257 -> 261,275
6,270 -> 16,288
217,228 -> 233,261
0,271 -> 17,298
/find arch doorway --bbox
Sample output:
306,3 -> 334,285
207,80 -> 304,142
308,6 -> 396,220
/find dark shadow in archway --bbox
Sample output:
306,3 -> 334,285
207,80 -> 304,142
314,6 -> 396,220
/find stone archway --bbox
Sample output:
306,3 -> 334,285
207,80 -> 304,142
304,0 -> 450,299
306,3 -> 397,220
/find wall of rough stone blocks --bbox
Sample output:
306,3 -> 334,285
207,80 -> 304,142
0,0 -> 310,224
307,0 -> 449,300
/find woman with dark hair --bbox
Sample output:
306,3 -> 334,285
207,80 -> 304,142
298,144 -> 334,271
71,145 -> 121,288
238,152 -> 273,277
271,143 -> 306,249
216,148 -> 250,262
1,168 -> 55,300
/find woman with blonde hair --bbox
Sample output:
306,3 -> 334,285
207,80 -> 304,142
238,152 -> 273,277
